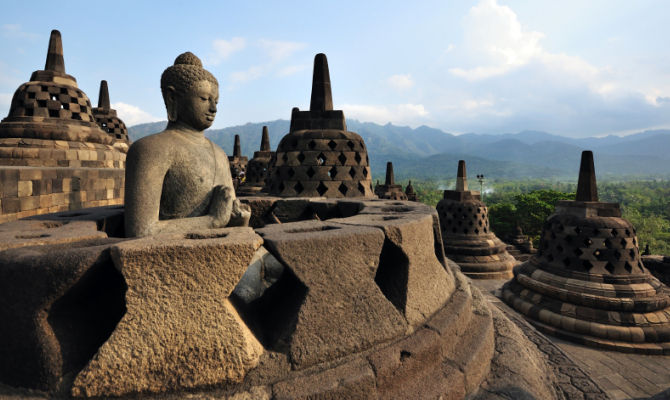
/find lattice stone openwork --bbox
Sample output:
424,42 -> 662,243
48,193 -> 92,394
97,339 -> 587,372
436,160 -> 516,279
502,151 -> 670,354
267,54 -> 373,198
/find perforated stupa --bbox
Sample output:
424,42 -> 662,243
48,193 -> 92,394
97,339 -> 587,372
267,54 -> 373,198
436,160 -> 516,279
503,151 -> 670,354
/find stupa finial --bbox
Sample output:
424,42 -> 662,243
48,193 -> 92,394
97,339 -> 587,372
97,80 -> 110,110
233,134 -> 242,157
260,126 -> 270,151
385,162 -> 395,186
309,53 -> 333,112
44,30 -> 65,73
576,150 -> 598,202
456,160 -> 468,192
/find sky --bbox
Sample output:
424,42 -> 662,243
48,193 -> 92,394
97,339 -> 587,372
1,0 -> 669,137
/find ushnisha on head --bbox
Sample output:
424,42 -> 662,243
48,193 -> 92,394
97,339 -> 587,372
160,52 -> 219,131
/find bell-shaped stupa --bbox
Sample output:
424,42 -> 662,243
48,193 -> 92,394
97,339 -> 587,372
502,151 -> 670,354
267,54 -> 373,197
0,30 -> 125,223
229,134 -> 248,185
436,160 -> 517,279
0,30 -> 116,152
405,180 -> 417,201
240,126 -> 273,193
374,162 -> 407,200
92,80 -> 130,151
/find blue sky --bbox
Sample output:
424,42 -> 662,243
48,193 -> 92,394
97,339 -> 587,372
1,0 -> 669,137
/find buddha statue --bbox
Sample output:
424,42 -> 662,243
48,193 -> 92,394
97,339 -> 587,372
124,52 -> 250,237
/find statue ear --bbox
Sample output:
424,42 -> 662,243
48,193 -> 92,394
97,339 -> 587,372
164,85 -> 178,122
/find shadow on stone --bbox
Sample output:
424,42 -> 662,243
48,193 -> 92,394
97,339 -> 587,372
231,262 -> 308,353
375,238 -> 409,314
48,258 -> 126,382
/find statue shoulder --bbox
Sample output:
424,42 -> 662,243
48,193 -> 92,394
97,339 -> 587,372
127,131 -> 175,163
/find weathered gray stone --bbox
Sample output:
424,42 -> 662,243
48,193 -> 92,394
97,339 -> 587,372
0,239 -> 125,391
71,227 -> 264,397
0,219 -> 107,251
257,220 -> 408,368
123,52 -> 249,237
331,211 -> 454,328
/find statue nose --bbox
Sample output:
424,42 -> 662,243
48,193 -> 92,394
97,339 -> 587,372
210,101 -> 217,113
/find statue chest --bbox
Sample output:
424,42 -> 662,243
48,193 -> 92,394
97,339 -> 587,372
160,144 -> 218,219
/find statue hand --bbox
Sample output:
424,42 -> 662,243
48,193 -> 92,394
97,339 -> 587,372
229,199 -> 251,227
209,185 -> 234,228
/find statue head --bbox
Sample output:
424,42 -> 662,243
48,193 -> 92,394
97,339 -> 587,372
161,52 -> 219,131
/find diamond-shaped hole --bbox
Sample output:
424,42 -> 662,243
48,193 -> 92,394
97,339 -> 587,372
583,238 -> 592,247
605,262 -> 615,274
282,153 -> 288,163
308,140 -> 316,149
338,182 -> 348,195
604,238 -> 612,248
317,153 -> 326,165
287,168 -> 295,178
306,167 -> 316,178
629,249 -> 636,259
328,140 -> 337,150
294,181 -> 304,193
358,182 -> 366,194
611,229 -> 619,237
583,260 -> 593,270
349,167 -> 356,178
316,182 -> 328,196
347,140 -> 355,150
338,152 -> 347,165
563,258 -> 571,267
297,152 -> 306,163
354,152 -> 362,164
363,168 -> 368,177
329,166 -> 338,179
573,248 -> 583,257
624,261 -> 633,273
614,250 -> 621,260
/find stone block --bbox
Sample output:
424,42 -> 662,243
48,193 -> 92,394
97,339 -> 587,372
257,220 -> 407,369
18,180 -> 32,197
272,358 -> 377,400
330,212 -> 454,328
19,196 -> 39,211
0,220 -> 106,251
72,227 -> 264,397
0,238 -> 126,391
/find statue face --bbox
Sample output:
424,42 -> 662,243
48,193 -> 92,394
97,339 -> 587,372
177,80 -> 219,131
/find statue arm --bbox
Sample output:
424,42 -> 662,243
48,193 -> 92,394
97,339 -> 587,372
124,138 -> 231,237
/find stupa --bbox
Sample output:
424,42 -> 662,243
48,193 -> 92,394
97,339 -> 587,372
503,151 -> 670,354
267,54 -> 374,198
239,126 -> 273,194
228,134 -> 248,185
374,162 -> 408,200
436,160 -> 517,279
0,30 -> 125,223
91,80 -> 130,152
405,180 -> 418,201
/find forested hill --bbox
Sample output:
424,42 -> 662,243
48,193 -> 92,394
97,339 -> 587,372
128,120 -> 670,181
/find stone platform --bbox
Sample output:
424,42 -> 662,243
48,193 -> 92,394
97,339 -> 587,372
476,278 -> 670,400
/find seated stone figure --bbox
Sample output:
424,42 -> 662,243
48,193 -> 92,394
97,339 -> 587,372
124,52 -> 250,237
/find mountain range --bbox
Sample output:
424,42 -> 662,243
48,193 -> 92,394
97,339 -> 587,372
128,120 -> 670,182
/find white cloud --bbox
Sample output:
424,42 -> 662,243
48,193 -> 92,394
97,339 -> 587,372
259,39 -> 305,63
111,102 -> 162,126
277,64 -> 308,77
2,24 -> 39,40
208,37 -> 246,65
230,66 -> 264,83
342,103 -> 428,126
387,74 -> 414,90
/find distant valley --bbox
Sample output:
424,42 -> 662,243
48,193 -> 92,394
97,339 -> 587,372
128,121 -> 670,182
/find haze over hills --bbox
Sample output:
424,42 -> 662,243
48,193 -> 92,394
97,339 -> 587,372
128,121 -> 670,181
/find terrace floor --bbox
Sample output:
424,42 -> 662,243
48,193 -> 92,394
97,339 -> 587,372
472,279 -> 670,400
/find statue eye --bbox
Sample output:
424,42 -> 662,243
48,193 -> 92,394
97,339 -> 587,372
200,96 -> 207,101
